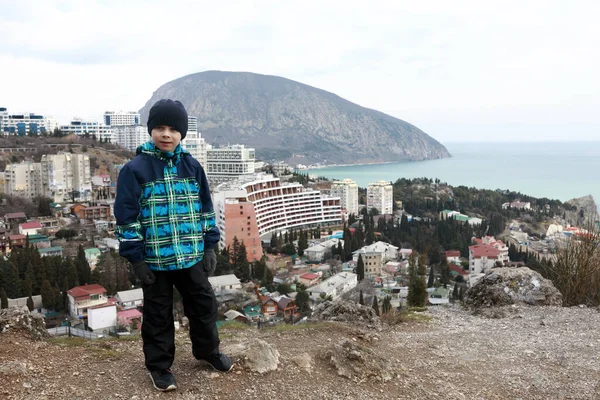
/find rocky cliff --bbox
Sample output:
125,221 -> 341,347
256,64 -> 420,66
139,71 -> 450,164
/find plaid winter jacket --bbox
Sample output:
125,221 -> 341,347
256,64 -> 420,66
115,141 -> 219,271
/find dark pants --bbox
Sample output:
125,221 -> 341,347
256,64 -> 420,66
141,261 -> 219,371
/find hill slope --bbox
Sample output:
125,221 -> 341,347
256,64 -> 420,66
139,71 -> 450,164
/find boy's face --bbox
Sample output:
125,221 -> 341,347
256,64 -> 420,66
151,125 -> 182,152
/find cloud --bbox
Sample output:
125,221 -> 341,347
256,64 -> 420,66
0,0 -> 599,141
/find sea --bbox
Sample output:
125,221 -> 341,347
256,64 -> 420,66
305,141 -> 600,212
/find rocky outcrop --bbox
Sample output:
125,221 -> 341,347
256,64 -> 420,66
222,339 -> 280,374
0,306 -> 47,340
139,71 -> 450,164
465,267 -> 563,308
311,300 -> 379,324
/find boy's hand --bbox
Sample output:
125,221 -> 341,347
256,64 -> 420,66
132,261 -> 156,285
203,248 -> 217,276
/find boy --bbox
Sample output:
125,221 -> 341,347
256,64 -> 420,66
115,99 -> 232,392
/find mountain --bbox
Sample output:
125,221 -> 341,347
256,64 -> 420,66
139,71 -> 450,164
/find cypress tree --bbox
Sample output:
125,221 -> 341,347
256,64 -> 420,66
41,279 -> 54,310
372,296 -> 380,316
26,295 -> 34,311
359,289 -> 364,305
356,254 -> 365,281
0,288 -> 8,309
427,265 -> 435,288
452,284 -> 459,300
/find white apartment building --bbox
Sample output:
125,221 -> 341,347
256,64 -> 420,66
113,125 -> 148,152
213,174 -> 342,241
206,145 -> 255,185
306,272 -> 358,300
60,118 -> 113,142
41,153 -> 92,203
330,178 -> 359,215
0,108 -> 52,135
103,111 -> 140,126
181,116 -> 207,166
367,180 -> 393,215
4,161 -> 43,199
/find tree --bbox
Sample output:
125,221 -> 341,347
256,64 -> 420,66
452,284 -> 459,300
356,254 -> 365,281
295,289 -> 310,313
41,279 -> 54,310
75,245 -> 91,286
276,283 -> 293,295
382,296 -> 392,314
0,288 -> 7,309
427,265 -> 435,288
371,296 -> 380,316
26,295 -> 34,311
36,196 -> 53,216
407,251 -> 427,307
359,289 -> 364,305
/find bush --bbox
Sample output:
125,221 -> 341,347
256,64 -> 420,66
539,225 -> 600,306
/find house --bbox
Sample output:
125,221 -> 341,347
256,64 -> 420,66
8,295 -> 46,314
398,248 -> 413,261
91,174 -> 111,187
304,238 -> 344,262
27,234 -> 51,249
116,288 -> 143,309
445,250 -> 461,264
277,297 -> 298,319
66,284 -> 108,318
468,239 -> 509,286
117,308 -> 143,330
261,296 -> 279,319
84,248 -> 102,268
502,201 -> 531,210
87,304 -> 117,333
9,234 -> 26,247
243,305 -> 262,321
38,217 -> 61,235
384,261 -> 401,274
307,272 -> 358,301
298,272 -> 321,287
102,238 -> 120,250
38,246 -> 63,257
359,252 -> 383,277
4,212 -> 27,229
72,204 -> 111,222
208,274 -> 242,296
353,241 -> 399,263
19,221 -> 43,236
224,310 -> 250,324
448,263 -> 469,280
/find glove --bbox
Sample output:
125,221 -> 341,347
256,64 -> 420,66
203,248 -> 217,276
132,261 -> 156,285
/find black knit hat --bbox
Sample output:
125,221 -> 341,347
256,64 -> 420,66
147,99 -> 188,139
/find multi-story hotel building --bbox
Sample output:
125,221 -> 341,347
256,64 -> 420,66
330,178 -> 359,216
60,119 -> 113,142
213,174 -> 342,259
4,162 -> 43,199
367,180 -> 393,215
181,116 -> 207,166
113,125 -> 147,152
206,145 -> 255,185
41,153 -> 92,203
0,107 -> 52,135
103,111 -> 140,127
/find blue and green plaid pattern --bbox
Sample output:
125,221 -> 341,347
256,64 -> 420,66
116,142 -> 217,271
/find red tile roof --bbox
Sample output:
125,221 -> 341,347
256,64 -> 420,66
449,264 -> 469,276
20,221 -> 42,230
300,273 -> 320,280
5,212 -> 27,219
469,245 -> 500,259
67,284 -> 107,299
118,309 -> 142,319
445,250 -> 461,258
9,234 -> 26,240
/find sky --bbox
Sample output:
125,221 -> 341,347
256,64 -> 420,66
1,0 -> 599,143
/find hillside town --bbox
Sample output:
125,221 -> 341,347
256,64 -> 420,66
0,105 -> 598,340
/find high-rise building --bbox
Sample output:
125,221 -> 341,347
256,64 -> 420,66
41,153 -> 91,203
181,116 -> 207,166
206,145 -> 255,185
60,118 -> 113,142
103,111 -> 140,127
367,180 -> 393,215
213,174 -> 342,250
113,125 -> 148,152
4,162 -> 43,199
330,178 -> 359,216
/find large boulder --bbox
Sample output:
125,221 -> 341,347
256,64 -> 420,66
311,300 -> 379,324
0,306 -> 48,340
465,267 -> 563,308
221,339 -> 280,374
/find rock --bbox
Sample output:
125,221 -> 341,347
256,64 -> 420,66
222,339 -> 279,374
0,361 -> 27,375
311,300 -> 379,324
324,339 -> 394,382
464,267 -> 563,308
292,353 -> 313,374
0,306 -> 48,340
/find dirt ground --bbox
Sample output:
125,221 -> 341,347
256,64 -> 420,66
1,304 -> 599,400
